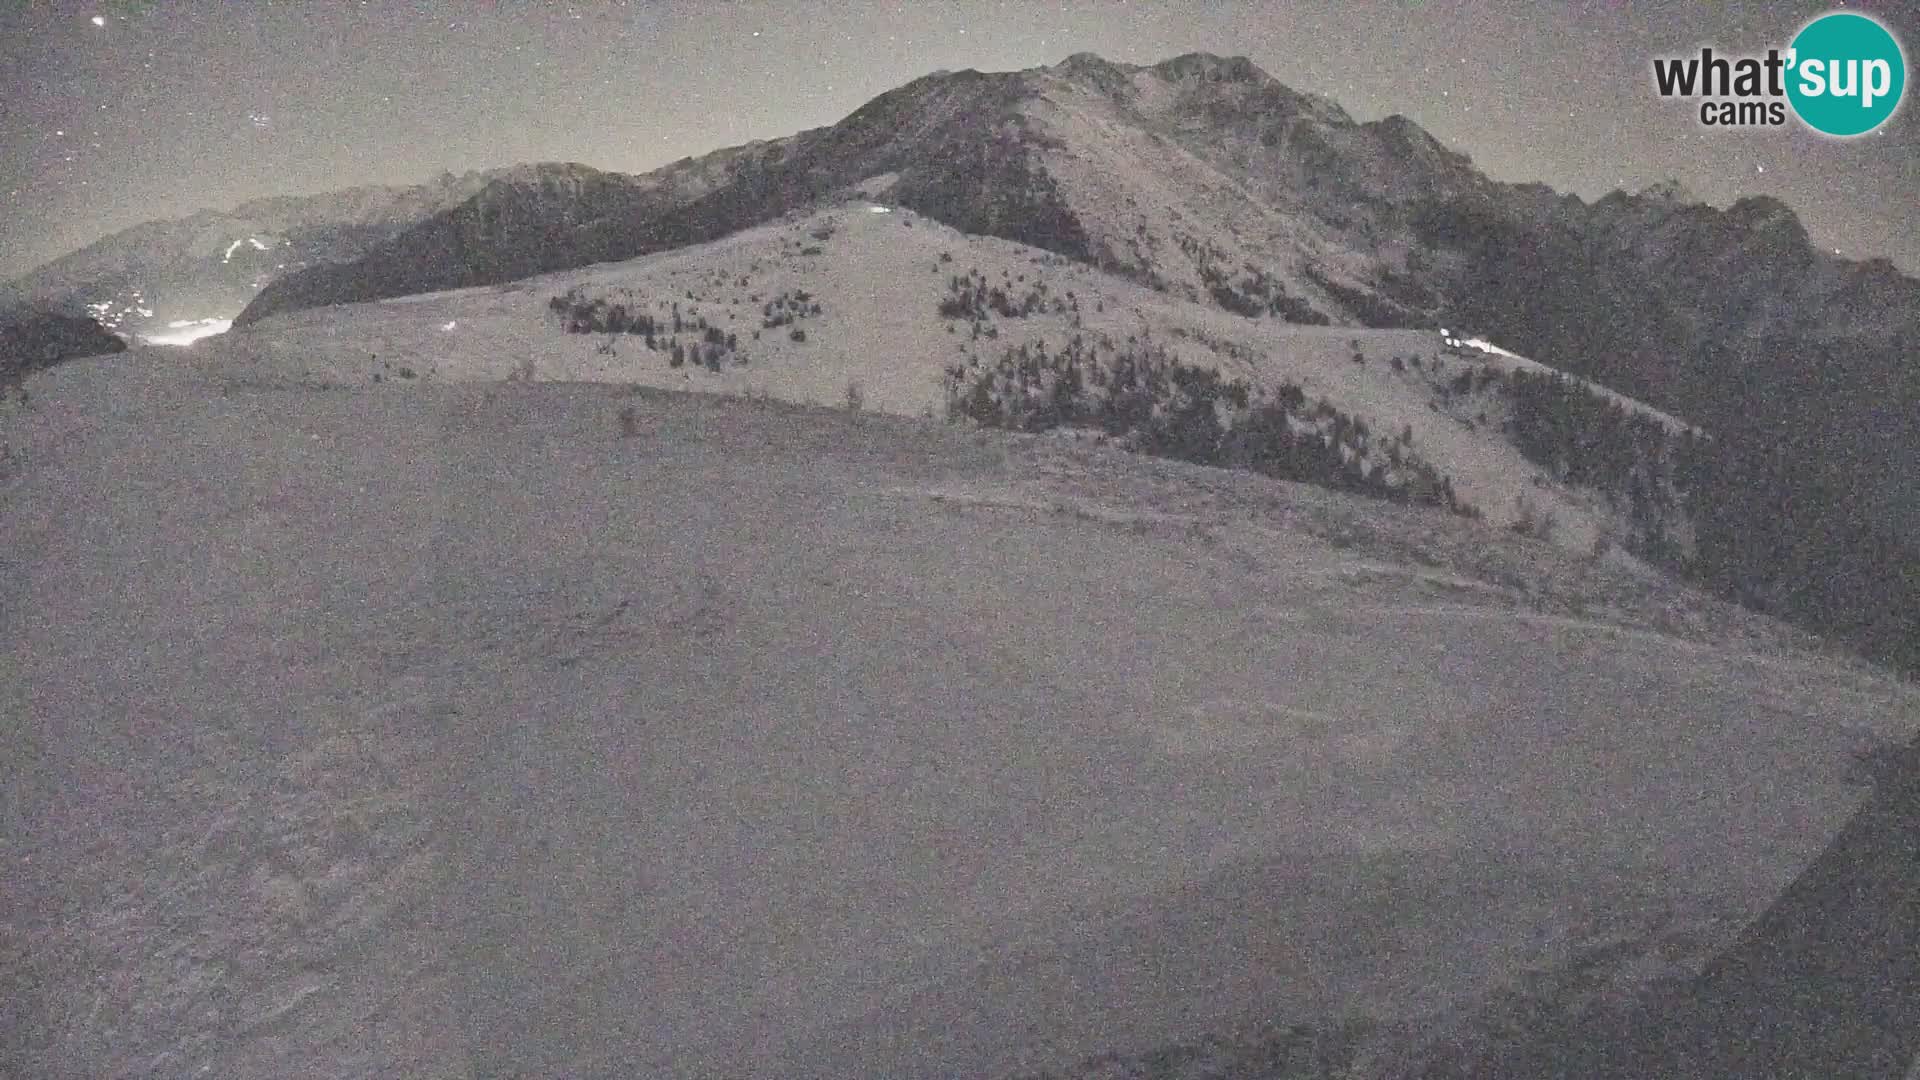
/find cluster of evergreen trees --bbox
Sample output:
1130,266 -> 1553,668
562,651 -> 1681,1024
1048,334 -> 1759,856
1504,370 -> 1667,489
1179,240 -> 1328,324
551,292 -> 657,337
547,291 -> 738,372
761,289 -> 821,329
1218,270 -> 1327,324
937,268 -> 1052,321
1498,363 -> 1920,674
1671,431 -> 1920,674
1299,265 -> 1427,329
944,336 -> 1475,517
1499,368 -> 1688,558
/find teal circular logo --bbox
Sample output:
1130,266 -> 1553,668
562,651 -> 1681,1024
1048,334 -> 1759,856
1786,12 -> 1906,136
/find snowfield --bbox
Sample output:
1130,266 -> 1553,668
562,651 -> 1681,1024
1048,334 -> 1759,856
5,350 -> 1915,1077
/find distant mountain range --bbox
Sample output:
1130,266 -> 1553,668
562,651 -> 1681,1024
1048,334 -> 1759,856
0,170 -> 504,340
11,50 -> 1920,585
7,50 -> 1916,535
219,53 -> 1920,526
13,54 -> 1916,500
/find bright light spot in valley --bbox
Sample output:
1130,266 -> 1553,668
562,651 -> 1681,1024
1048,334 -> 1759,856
144,318 -> 232,346
90,15 -> 104,26
441,320 -> 458,331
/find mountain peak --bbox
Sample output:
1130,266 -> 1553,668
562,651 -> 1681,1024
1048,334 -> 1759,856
1048,51 -> 1137,96
1369,114 -> 1458,154
1151,52 -> 1268,84
484,161 -> 608,186
1058,51 -> 1124,73
1726,193 -> 1794,221
1724,194 -> 1809,250
1638,179 -> 1698,204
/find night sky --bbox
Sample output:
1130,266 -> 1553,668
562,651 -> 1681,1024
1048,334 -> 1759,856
3,0 -> 1917,280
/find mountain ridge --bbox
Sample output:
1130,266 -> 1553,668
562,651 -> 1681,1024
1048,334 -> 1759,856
234,52 -> 1493,327
220,50 -> 1920,542
0,169 -> 508,338
24,52 -> 1920,632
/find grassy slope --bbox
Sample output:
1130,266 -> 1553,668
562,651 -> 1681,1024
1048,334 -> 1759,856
5,351 -> 1916,1078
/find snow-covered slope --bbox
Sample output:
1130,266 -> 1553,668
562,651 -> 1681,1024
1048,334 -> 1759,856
204,201 -> 1691,558
216,53 -> 1920,553
7,346 -> 1916,1078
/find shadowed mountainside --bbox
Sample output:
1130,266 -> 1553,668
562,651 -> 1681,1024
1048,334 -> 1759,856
1419,736 -> 1920,1079
0,309 -> 125,384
